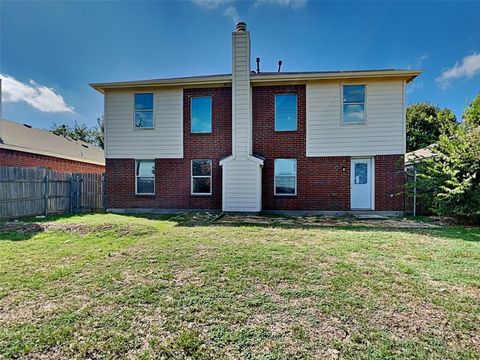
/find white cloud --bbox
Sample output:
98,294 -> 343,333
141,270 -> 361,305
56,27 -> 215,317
223,5 -> 240,23
436,52 -> 480,90
406,54 -> 427,70
407,79 -> 424,94
192,0 -> 234,10
1,74 -> 74,113
253,0 -> 308,9
192,0 -> 239,23
192,0 -> 308,24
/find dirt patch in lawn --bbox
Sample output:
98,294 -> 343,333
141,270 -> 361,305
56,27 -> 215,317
216,214 -> 439,229
0,221 -> 154,237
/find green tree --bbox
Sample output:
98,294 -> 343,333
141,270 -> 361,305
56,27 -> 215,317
406,103 -> 457,152
415,124 -> 480,223
463,93 -> 480,128
50,117 -> 104,149
91,116 -> 104,149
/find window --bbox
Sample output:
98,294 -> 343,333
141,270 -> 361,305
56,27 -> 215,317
136,160 -> 155,194
275,94 -> 297,131
134,93 -> 154,128
192,159 -> 212,195
274,159 -> 297,195
342,85 -> 365,124
191,97 -> 212,133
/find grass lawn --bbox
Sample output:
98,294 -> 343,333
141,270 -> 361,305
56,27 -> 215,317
0,213 -> 479,359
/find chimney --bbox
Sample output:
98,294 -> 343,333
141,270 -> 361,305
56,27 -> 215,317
231,21 -> 252,159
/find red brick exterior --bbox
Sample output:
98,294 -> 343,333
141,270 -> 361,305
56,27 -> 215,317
0,148 -> 104,173
252,85 -> 404,211
252,85 -> 351,211
106,85 -> 405,212
105,87 -> 232,209
374,154 -> 405,211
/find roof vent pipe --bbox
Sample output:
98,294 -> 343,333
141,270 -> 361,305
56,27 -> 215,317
235,22 -> 247,32
256,57 -> 260,73
278,60 -> 283,72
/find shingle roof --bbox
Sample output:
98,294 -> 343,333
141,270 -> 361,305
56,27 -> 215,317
0,119 -> 105,166
90,69 -> 421,93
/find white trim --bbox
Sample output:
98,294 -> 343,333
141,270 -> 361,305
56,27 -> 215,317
402,80 -> 407,154
133,92 -> 155,130
190,96 -> 213,134
191,159 -> 212,196
135,159 -> 155,195
104,92 -> 108,159
180,89 -> 184,159
219,154 -> 264,166
274,93 -> 298,132
274,158 -> 297,196
341,84 -> 367,125
90,70 -> 421,93
350,157 -> 374,210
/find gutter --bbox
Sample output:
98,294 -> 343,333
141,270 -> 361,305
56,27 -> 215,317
90,70 -> 422,93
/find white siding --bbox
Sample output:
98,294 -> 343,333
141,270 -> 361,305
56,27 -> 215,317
105,88 -> 183,159
222,160 -> 261,212
220,29 -> 262,212
232,31 -> 251,158
306,81 -> 405,157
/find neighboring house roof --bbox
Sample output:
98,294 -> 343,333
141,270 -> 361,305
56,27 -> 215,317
90,69 -> 421,93
0,119 -> 105,166
405,145 -> 435,166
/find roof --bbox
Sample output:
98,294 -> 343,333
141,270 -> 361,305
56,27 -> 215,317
0,119 -> 105,166
90,69 -> 421,93
405,145 -> 435,165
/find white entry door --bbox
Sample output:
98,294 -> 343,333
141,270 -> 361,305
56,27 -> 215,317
351,159 -> 373,210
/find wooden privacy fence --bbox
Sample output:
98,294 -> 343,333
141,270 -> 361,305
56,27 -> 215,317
0,166 -> 105,219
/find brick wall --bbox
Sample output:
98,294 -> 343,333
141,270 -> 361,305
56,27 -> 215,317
106,84 -> 404,211
252,85 -> 351,210
252,85 -> 404,211
374,154 -> 405,211
0,148 -> 104,173
105,87 -> 232,209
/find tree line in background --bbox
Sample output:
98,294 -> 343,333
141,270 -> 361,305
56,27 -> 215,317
407,93 -> 480,223
50,116 -> 104,149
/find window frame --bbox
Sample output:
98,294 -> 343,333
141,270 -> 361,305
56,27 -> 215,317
274,93 -> 298,132
341,84 -> 367,125
135,160 -> 155,195
191,96 -> 213,134
274,158 -> 297,196
191,159 -> 213,196
133,92 -> 155,130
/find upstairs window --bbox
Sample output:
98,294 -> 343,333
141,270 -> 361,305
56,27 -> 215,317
192,159 -> 212,195
275,94 -> 297,131
134,93 -> 154,128
342,85 -> 365,124
136,160 -> 155,195
191,97 -> 212,133
274,159 -> 297,195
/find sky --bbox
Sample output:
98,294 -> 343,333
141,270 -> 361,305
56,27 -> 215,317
1,0 -> 479,130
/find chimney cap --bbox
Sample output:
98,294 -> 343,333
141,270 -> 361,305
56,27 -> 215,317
235,22 -> 247,32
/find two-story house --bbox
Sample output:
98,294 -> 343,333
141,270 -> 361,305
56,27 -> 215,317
91,22 -> 420,215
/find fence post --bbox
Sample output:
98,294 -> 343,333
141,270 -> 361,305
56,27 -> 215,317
76,175 -> 81,213
69,177 -> 74,214
102,174 -> 106,212
44,175 -> 49,216
413,167 -> 417,217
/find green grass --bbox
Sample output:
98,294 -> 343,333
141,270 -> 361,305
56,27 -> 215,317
0,213 -> 479,359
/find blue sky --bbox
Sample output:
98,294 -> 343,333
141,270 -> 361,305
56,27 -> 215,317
1,0 -> 479,130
